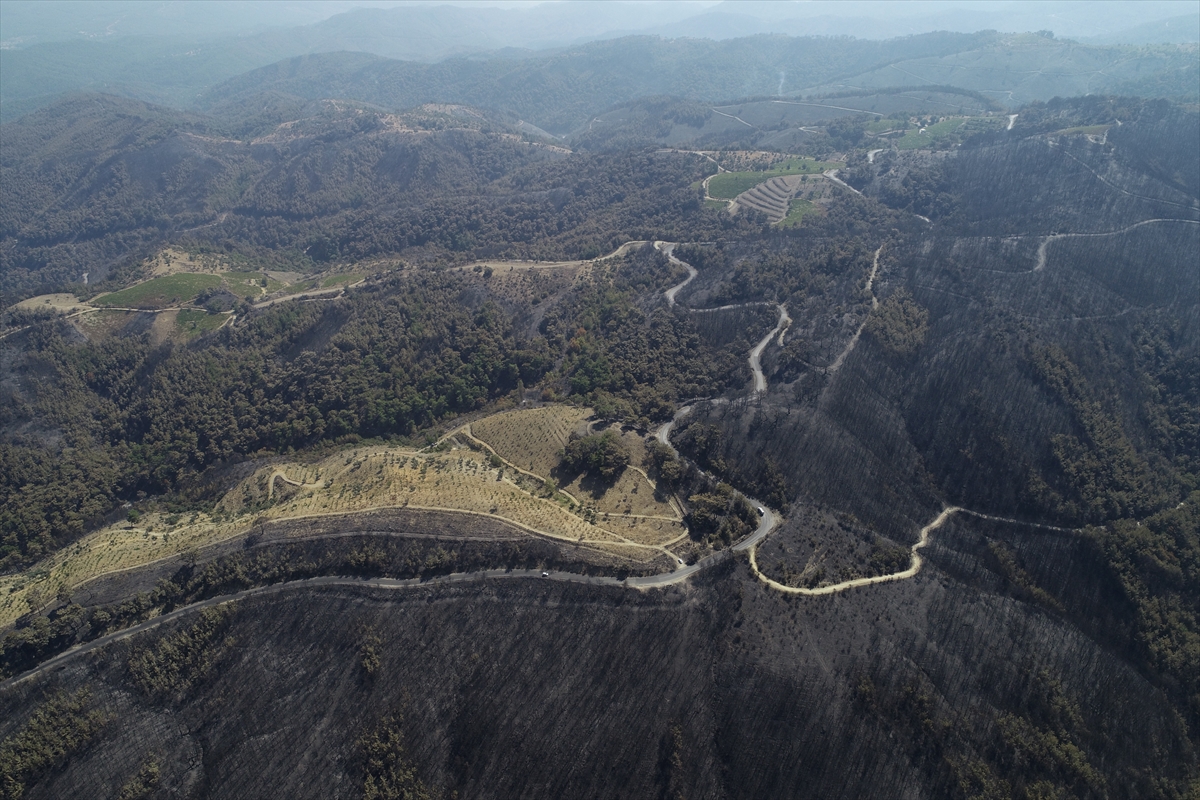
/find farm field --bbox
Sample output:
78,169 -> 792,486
891,115 -> 1005,149
224,271 -> 285,298
468,406 -> 678,518
779,198 -> 818,227
174,308 -> 230,339
92,270 -> 297,310
12,293 -> 91,314
321,272 -> 366,288
0,406 -> 687,626
471,405 -> 588,478
91,273 -> 223,308
707,158 -> 840,199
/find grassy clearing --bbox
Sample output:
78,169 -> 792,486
175,309 -> 229,339
74,309 -> 134,340
11,293 -> 90,314
0,406 -> 690,625
865,118 -> 912,134
223,271 -> 284,299
893,115 -> 1006,150
778,198 -> 818,228
93,273 -> 222,309
704,198 -> 730,210
707,158 -> 839,199
282,279 -> 321,295
321,273 -> 364,288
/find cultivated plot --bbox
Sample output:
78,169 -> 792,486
0,406 -> 688,627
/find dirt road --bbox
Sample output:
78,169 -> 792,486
749,304 -> 791,393
826,244 -> 883,374
1035,218 -> 1200,271
655,241 -> 698,306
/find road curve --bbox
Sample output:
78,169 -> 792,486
748,506 -> 960,595
656,241 -> 698,306
823,169 -> 862,196
1035,218 -> 1200,271
749,304 -> 791,393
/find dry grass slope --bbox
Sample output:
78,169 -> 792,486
0,406 -> 690,627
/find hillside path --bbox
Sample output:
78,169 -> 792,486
2,236 -> 1091,687
1035,218 -> 1200,271
826,244 -> 883,374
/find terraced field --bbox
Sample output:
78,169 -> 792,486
733,174 -> 807,223
706,157 -> 838,199
0,406 -> 689,626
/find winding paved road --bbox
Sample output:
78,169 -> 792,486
656,242 -> 698,306
0,226 -> 1110,688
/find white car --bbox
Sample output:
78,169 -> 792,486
541,571 -> 549,577
756,506 -> 765,516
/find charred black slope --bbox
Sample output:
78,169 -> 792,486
679,99 -> 1199,533
2,94 -> 1198,799
1,507 -> 1193,799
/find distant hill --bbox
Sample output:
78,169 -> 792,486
570,88 -> 999,151
1083,12 -> 1200,45
191,33 -> 1014,134
0,91 -> 756,304
5,26 -> 1196,126
801,32 -> 1200,105
0,94 -> 576,300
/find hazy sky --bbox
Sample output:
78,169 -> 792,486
1,0 -> 1195,48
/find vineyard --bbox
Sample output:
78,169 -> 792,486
0,406 -> 694,626
468,406 -> 681,520
471,405 -> 587,478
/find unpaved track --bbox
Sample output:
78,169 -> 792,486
823,169 -> 863,196
771,100 -> 883,117
267,471 -> 324,501
655,242 -> 697,306
747,505 -> 1080,595
710,108 -> 756,129
658,243 -> 790,394
254,282 -> 362,309
1035,218 -> 1200,271
749,304 -> 792,393
826,245 -> 883,374
1052,144 -> 1200,212
0,234 -> 1093,687
749,507 -> 959,595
